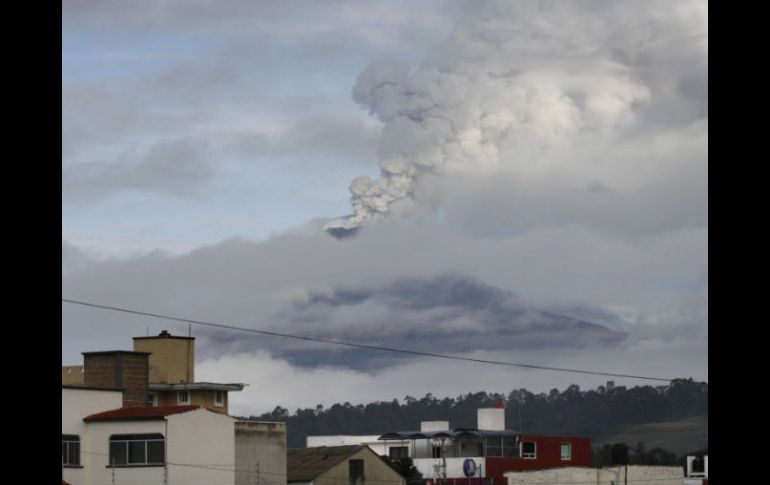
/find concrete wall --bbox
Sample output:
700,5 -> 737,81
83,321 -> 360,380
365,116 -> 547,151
506,467 -> 615,484
609,465 -> 684,485
61,387 -> 123,485
167,408 -> 236,485
134,334 -> 195,384
504,466 -> 684,485
77,419 -> 167,485
235,421 -> 288,485
477,409 -> 505,431
414,457 -> 486,479
316,447 -> 404,485
62,365 -> 84,385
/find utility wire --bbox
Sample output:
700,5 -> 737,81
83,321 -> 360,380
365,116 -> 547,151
62,298 -> 673,382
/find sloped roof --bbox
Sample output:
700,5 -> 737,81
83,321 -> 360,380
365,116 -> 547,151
288,445 -> 366,482
84,405 -> 202,422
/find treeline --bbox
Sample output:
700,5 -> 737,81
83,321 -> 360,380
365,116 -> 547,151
248,378 -> 707,449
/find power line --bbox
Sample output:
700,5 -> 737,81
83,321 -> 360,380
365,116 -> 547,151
62,298 -> 673,382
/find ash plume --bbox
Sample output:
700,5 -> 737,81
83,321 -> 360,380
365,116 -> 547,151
325,0 -> 707,233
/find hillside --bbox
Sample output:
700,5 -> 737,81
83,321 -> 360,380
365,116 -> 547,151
592,415 -> 708,457
251,378 -> 708,452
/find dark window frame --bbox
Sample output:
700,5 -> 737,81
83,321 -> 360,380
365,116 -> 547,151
108,433 -> 165,467
389,446 -> 409,460
521,441 -> 536,459
349,459 -> 365,485
62,434 -> 81,467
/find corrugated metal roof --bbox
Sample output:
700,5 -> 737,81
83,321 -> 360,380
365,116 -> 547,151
287,445 -> 365,482
378,429 -> 519,440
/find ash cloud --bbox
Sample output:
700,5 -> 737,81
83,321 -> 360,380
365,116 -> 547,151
326,0 -> 707,232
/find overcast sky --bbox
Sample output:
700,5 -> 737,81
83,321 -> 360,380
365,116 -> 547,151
62,0 -> 707,416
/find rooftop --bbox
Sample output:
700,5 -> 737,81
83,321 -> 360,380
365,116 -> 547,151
149,382 -> 245,391
83,405 -> 203,422
288,445 -> 366,482
378,429 -> 519,440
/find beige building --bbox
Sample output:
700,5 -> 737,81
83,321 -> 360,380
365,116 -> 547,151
62,365 -> 84,385
135,330 -> 244,413
62,330 -> 245,413
288,445 -> 405,485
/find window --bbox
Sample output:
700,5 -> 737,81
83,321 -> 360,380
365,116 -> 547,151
214,391 -> 225,407
62,435 -> 80,466
178,390 -> 190,404
109,434 -> 165,466
148,392 -> 157,407
561,443 -> 572,460
389,446 -> 409,460
521,441 -> 536,459
484,437 -> 502,457
349,459 -> 365,485
503,437 -> 518,457
432,445 -> 442,458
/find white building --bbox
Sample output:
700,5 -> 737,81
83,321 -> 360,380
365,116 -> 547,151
63,386 -> 287,485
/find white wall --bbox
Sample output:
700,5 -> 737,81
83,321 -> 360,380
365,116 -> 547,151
414,457 -> 486,479
506,467 -> 615,485
616,465 -> 684,485
421,421 -> 449,431
505,466 -> 684,485
477,409 -> 505,431
81,419 -> 167,485
62,387 -> 123,434
167,408 -> 236,485
61,387 -> 123,485
67,408 -> 237,485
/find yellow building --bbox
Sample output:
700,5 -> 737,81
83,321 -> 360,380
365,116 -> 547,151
134,330 -> 244,414
62,330 -> 244,414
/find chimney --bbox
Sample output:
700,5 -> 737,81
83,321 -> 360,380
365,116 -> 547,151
477,408 -> 505,431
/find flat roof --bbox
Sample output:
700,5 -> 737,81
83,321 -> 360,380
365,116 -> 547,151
149,382 -> 245,391
133,335 -> 195,340
82,350 -> 152,356
62,385 -> 123,392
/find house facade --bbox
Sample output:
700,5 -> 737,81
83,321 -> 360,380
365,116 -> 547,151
62,332 -> 287,485
288,445 -> 405,485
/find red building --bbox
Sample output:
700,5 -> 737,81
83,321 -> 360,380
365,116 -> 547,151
484,435 -> 591,483
378,408 -> 591,485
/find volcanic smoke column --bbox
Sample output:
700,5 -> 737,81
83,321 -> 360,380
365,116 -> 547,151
324,0 -> 706,234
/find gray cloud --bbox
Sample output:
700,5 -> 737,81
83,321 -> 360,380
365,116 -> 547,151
63,138 -> 215,201
62,217 -> 706,373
